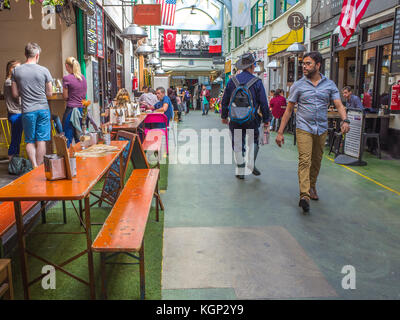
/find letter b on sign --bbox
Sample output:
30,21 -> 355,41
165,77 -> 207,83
341,265 -> 356,290
42,265 -> 56,290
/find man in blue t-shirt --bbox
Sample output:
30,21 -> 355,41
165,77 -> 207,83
155,87 -> 174,123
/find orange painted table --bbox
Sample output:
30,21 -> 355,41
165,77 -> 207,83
0,140 -> 128,300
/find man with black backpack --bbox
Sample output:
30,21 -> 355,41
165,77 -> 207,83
221,52 -> 271,179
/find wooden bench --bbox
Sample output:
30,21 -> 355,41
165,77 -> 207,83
0,259 -> 14,299
0,201 -> 43,258
92,169 -> 163,300
142,131 -> 163,169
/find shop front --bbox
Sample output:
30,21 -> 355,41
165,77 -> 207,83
267,28 -> 304,95
0,1 -> 78,157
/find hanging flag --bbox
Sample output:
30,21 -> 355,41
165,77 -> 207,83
209,30 -> 222,53
157,0 -> 177,26
338,0 -> 371,47
232,0 -> 251,27
163,29 -> 177,53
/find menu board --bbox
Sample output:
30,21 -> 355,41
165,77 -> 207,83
85,0 -> 97,55
92,60 -> 99,103
344,110 -> 363,159
391,7 -> 400,74
96,5 -> 104,58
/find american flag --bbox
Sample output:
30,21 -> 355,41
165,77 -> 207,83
157,0 -> 177,26
338,0 -> 371,47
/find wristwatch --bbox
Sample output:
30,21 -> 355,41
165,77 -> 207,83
342,119 -> 350,124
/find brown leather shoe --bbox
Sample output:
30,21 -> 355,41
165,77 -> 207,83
309,187 -> 319,201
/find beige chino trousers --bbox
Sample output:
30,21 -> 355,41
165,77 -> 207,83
296,128 -> 328,200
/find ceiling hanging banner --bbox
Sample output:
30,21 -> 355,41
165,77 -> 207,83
232,0 -> 252,27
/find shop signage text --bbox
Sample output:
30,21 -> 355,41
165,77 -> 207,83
287,12 -> 305,31
133,4 -> 162,26
391,7 -> 400,74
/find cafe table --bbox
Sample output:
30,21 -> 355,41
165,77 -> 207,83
0,140 -> 128,300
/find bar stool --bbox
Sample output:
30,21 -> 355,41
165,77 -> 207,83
362,132 -> 381,159
0,118 -> 11,152
329,132 -> 343,157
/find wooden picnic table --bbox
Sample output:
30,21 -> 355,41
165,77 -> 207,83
0,140 -> 128,299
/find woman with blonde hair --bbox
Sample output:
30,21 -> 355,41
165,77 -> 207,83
62,56 -> 87,146
3,60 -> 22,160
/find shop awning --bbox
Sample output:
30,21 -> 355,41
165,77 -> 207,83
267,28 -> 304,57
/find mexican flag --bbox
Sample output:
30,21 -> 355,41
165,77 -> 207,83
209,30 -> 222,53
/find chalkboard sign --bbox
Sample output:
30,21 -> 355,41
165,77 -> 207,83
85,0 -> 97,55
96,5 -> 104,58
92,60 -> 99,103
391,7 -> 400,74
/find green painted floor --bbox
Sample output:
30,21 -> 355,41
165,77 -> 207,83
161,110 -> 400,300
8,161 -> 168,300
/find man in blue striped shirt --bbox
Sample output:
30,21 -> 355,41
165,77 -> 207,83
276,52 -> 350,214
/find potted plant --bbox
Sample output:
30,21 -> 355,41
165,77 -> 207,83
42,0 -> 65,13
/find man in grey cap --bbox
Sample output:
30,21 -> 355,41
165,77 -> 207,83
221,52 -> 271,179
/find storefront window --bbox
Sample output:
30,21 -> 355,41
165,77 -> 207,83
286,0 -> 298,11
361,48 -> 376,108
258,2 -> 264,30
379,44 -> 392,107
367,21 -> 393,42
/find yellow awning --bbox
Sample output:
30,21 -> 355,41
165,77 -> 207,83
225,60 -> 232,74
267,28 -> 304,57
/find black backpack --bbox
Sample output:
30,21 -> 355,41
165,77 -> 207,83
228,76 -> 259,125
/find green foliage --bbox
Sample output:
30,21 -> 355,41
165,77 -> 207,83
42,0 -> 65,6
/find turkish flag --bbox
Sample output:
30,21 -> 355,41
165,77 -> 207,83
163,30 -> 177,53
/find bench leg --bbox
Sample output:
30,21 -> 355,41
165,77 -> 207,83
155,192 -> 159,222
100,252 -> 108,300
62,201 -> 67,224
139,243 -> 145,300
79,200 -> 83,227
41,201 -> 46,224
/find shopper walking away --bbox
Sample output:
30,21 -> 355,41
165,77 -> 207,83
168,88 -> 181,121
62,56 -> 87,147
270,89 -> 286,131
11,42 -> 53,167
3,60 -> 22,161
201,85 -> 210,115
221,52 -> 270,179
275,51 -> 350,213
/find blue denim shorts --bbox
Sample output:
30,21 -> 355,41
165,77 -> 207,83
22,109 -> 51,144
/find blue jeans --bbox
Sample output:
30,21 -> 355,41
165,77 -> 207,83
8,113 -> 23,156
21,109 -> 51,144
202,101 -> 209,114
62,107 -> 82,147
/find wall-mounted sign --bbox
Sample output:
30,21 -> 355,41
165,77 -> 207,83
133,4 -> 161,26
96,5 -> 104,58
85,0 -> 97,55
92,60 -> 99,103
213,56 -> 225,65
391,7 -> 400,74
287,12 -> 305,31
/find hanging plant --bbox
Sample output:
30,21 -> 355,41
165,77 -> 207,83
42,0 -> 65,12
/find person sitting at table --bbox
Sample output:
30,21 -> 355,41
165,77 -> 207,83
62,56 -> 87,147
155,87 -> 173,123
138,86 -> 158,109
342,86 -> 364,111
